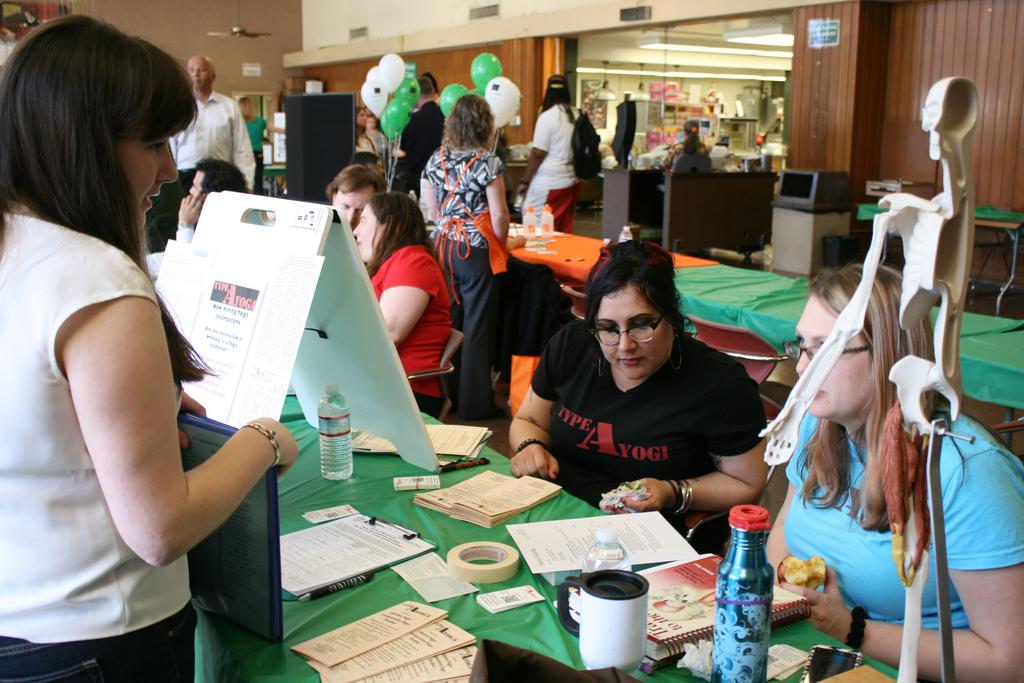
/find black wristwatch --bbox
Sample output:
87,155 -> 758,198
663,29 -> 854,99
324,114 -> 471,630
514,438 -> 547,454
845,606 -> 867,649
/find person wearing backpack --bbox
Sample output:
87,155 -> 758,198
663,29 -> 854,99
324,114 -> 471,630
517,75 -> 584,233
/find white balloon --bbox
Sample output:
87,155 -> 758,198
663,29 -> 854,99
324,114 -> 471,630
361,80 -> 388,117
377,53 -> 405,93
367,66 -> 382,84
485,77 -> 521,127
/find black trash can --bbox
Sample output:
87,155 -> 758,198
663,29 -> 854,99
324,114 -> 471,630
822,235 -> 861,267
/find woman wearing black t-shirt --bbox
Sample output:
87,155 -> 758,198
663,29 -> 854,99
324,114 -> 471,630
509,241 -> 767,535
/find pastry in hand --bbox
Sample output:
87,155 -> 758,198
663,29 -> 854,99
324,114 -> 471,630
779,555 -> 826,590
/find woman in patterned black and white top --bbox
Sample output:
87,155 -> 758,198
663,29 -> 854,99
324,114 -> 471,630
421,94 -> 510,420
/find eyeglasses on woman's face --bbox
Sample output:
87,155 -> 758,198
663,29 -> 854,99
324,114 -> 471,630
783,337 -> 871,361
592,316 -> 664,346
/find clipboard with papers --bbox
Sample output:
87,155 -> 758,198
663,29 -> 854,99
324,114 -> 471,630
280,513 -> 436,596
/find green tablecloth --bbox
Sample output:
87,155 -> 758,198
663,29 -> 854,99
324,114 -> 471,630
674,265 -> 1024,409
195,397 -> 895,682
856,203 -> 1024,224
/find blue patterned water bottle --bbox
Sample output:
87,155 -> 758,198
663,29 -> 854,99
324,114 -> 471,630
712,505 -> 773,683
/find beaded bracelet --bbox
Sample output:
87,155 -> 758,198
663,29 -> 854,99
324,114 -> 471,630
845,606 -> 867,649
242,422 -> 281,467
514,438 -> 548,455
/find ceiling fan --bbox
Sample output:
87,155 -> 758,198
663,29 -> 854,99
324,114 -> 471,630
207,0 -> 271,38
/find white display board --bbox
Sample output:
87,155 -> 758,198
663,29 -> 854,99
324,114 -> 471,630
157,191 -> 438,472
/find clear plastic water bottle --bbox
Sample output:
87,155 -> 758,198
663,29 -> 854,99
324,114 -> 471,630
618,224 -> 633,243
540,204 -> 555,240
318,384 -> 352,480
712,505 -> 773,683
581,527 -> 632,573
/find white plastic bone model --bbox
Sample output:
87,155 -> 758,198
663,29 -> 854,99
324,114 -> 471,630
761,77 -> 977,683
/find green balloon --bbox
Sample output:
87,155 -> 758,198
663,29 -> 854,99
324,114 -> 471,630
439,83 -> 469,117
394,76 -> 421,107
380,98 -> 412,140
470,52 -> 502,92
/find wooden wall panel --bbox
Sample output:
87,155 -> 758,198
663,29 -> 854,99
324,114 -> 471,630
884,0 -> 1024,210
301,38 -> 563,146
788,1 -> 890,213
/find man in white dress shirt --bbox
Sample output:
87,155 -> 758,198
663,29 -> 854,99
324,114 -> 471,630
170,55 -> 255,191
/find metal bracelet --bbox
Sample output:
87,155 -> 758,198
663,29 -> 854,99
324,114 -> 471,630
673,479 -> 693,515
667,479 -> 682,511
242,422 -> 281,467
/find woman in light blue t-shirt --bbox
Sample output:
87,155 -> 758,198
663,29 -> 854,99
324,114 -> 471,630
766,264 -> 1024,682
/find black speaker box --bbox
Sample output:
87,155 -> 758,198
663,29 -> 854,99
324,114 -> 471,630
285,93 -> 355,202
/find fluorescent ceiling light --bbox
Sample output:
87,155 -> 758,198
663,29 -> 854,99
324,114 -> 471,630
728,34 -> 794,46
723,18 -> 794,47
638,42 -> 792,59
577,66 -> 786,83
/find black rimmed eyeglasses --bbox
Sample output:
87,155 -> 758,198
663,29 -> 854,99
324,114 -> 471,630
591,316 -> 664,346
783,338 -> 871,361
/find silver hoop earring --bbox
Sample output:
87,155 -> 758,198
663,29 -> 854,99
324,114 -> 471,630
670,334 -> 682,370
597,355 -> 606,377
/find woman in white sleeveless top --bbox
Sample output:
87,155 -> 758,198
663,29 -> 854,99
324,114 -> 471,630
0,17 -> 298,681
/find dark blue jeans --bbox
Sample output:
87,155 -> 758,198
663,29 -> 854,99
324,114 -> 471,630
0,603 -> 195,682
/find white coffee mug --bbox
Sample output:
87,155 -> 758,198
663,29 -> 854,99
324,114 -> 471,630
557,570 -> 649,672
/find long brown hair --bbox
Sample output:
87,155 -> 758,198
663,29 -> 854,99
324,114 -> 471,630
0,16 -> 206,384
799,264 -> 934,530
365,192 -> 440,277
441,94 -> 493,151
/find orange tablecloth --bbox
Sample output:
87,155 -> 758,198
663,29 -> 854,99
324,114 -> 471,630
511,233 -> 717,283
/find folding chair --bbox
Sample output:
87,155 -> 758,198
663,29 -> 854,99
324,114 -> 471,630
685,313 -> 792,420
406,329 -> 464,423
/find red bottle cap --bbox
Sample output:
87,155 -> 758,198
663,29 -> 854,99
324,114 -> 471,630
728,504 -> 770,531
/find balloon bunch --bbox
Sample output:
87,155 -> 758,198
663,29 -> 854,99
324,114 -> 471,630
439,53 -> 522,150
359,52 -> 419,190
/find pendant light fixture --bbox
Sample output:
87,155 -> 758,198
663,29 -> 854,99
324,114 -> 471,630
596,61 -> 617,101
631,63 -> 650,101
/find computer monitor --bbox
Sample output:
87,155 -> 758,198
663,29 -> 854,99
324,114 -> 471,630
612,100 -> 637,168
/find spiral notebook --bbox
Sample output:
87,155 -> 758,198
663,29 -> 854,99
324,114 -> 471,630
638,555 -> 810,673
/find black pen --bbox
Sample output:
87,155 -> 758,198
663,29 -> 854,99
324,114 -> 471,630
438,457 -> 490,473
297,573 -> 373,601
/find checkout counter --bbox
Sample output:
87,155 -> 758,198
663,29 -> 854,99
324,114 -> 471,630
601,168 -> 776,253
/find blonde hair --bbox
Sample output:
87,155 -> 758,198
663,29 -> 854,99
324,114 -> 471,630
800,263 -> 934,530
441,94 -> 493,151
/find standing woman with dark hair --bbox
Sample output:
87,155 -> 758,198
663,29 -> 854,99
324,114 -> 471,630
508,240 -> 767,546
353,192 -> 451,417
0,17 -> 297,680
422,94 -> 509,419
517,74 -> 581,232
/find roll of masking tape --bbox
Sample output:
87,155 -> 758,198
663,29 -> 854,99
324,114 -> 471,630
446,542 -> 520,584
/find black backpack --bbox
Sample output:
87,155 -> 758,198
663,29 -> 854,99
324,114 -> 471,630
570,110 -> 602,180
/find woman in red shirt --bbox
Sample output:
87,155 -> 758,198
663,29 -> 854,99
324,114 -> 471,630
353,192 -> 452,417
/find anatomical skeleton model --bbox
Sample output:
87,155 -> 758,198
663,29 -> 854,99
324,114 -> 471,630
761,77 -> 977,683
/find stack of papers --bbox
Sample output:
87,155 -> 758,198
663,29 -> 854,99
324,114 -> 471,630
353,424 -> 492,460
413,471 -> 562,528
506,512 -> 699,585
280,514 -> 434,596
291,602 -> 476,683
